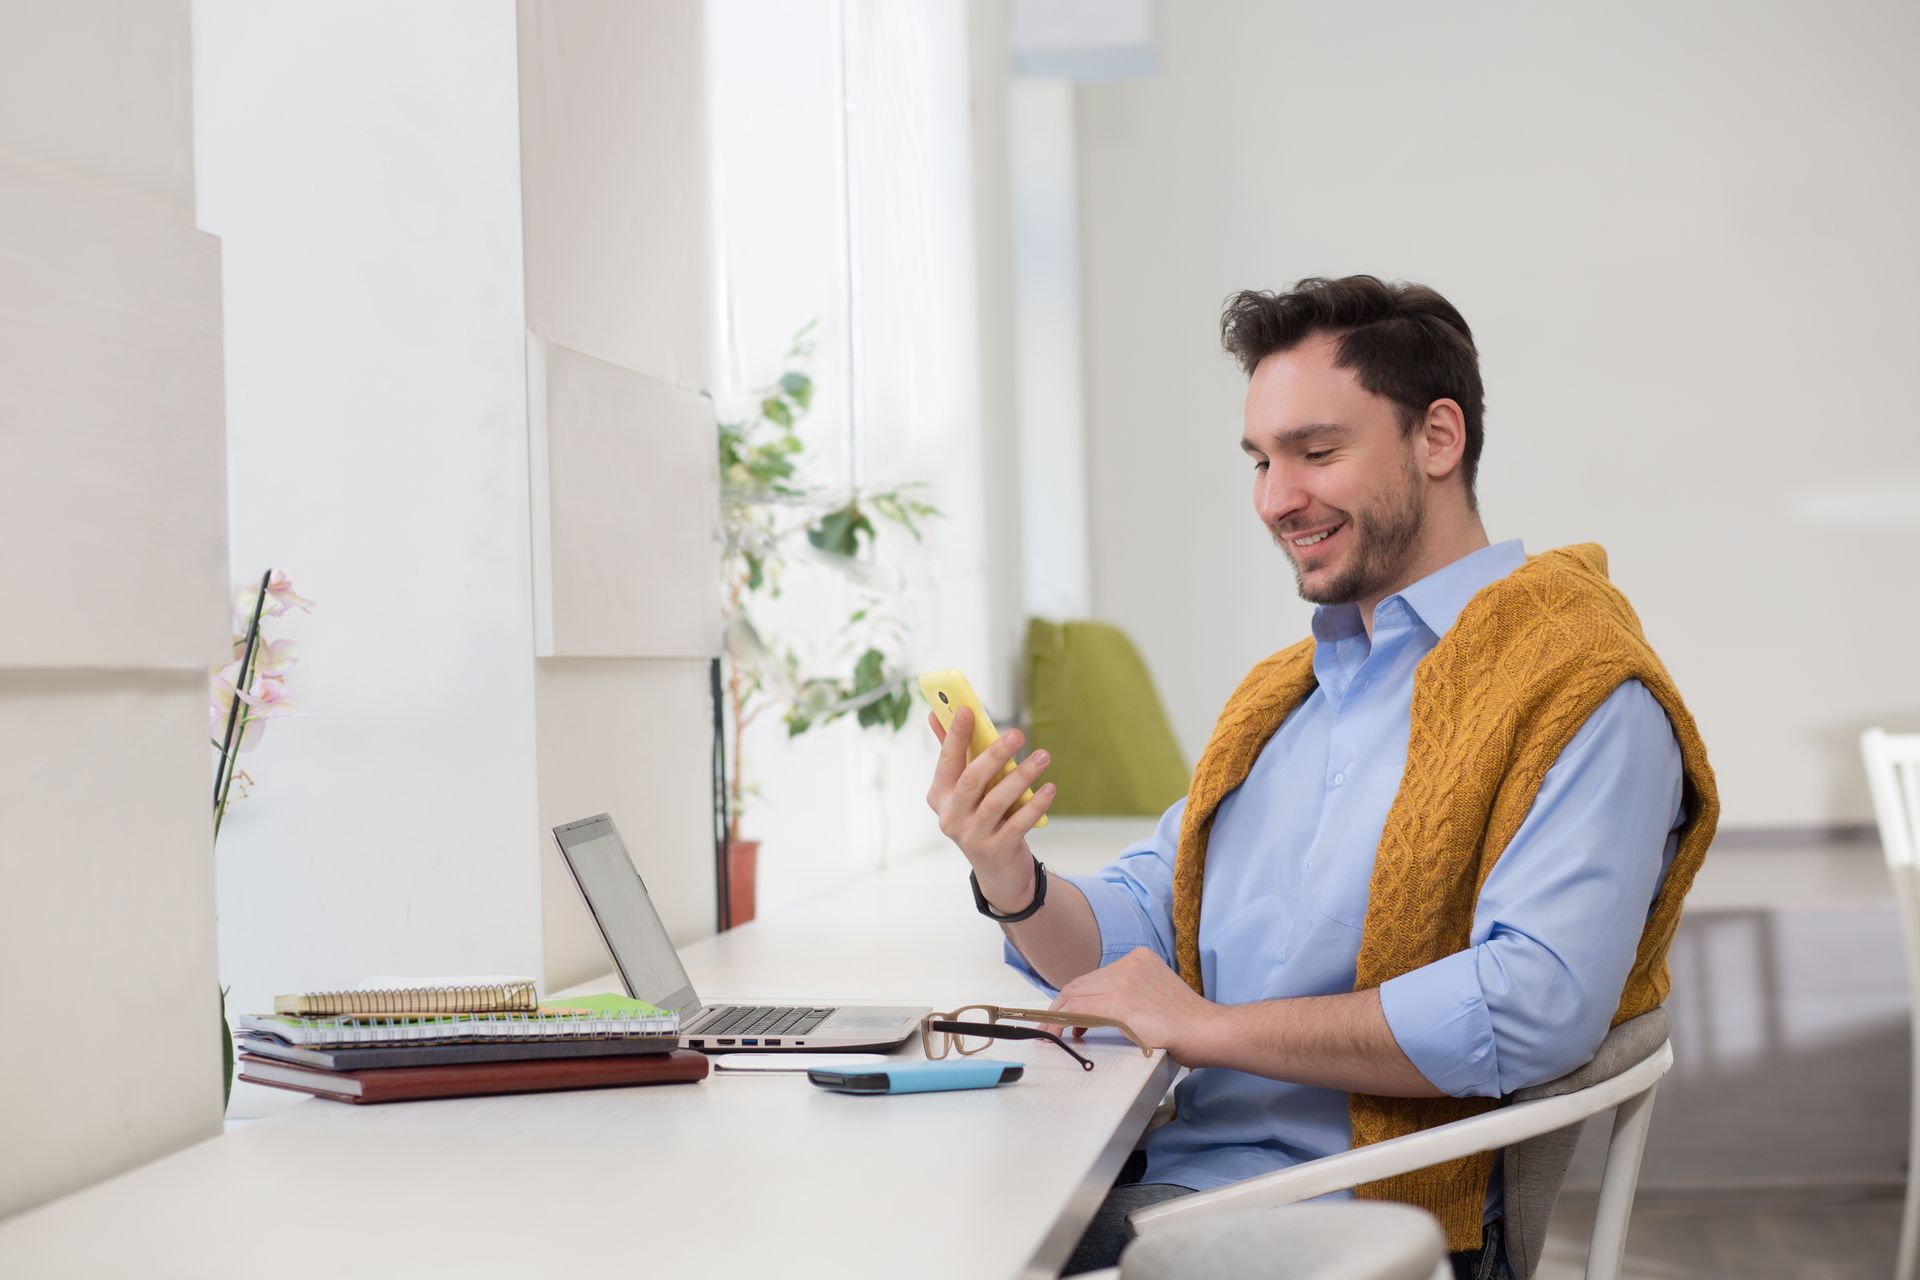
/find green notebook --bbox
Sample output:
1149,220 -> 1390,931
237,995 -> 676,1049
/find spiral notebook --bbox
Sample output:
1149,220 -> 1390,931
239,995 -> 677,1049
273,977 -> 539,1018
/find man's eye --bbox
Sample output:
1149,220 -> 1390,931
1304,450 -> 1332,462
1251,460 -> 1268,472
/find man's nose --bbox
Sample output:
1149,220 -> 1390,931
1256,466 -> 1308,527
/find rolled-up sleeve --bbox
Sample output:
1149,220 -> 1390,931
1378,679 -> 1685,1098
1004,796 -> 1187,998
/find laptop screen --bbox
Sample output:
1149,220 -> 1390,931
552,815 -> 701,1017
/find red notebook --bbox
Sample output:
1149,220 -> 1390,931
237,1048 -> 709,1104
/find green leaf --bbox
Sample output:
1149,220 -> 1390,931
743,449 -> 796,486
762,397 -> 793,428
888,689 -> 912,731
745,554 -> 764,592
781,371 -> 814,410
849,608 -> 867,624
852,647 -> 885,695
807,505 -> 876,557
869,491 -> 923,540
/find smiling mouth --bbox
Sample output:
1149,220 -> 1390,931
1287,522 -> 1345,554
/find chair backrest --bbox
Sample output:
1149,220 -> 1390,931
1024,617 -> 1189,815
1501,1005 -> 1671,1279
1864,729 -> 1920,873
1861,729 -> 1920,1049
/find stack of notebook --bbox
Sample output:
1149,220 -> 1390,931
236,978 -> 706,1104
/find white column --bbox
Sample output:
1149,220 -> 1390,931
519,0 -> 726,983
0,0 -> 229,1217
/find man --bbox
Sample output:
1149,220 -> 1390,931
924,276 -> 1716,1279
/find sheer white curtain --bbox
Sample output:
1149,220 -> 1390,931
708,0 -> 1025,912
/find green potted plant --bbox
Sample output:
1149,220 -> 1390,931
716,322 -> 936,925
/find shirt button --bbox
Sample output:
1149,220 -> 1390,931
1181,1107 -> 1194,1122
1333,772 -> 1345,786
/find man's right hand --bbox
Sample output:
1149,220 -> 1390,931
926,706 -> 1057,913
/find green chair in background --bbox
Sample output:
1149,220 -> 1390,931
1024,618 -> 1189,816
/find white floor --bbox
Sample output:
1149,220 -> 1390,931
1541,1185 -> 1902,1279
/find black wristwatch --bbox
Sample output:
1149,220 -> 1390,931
970,854 -> 1048,923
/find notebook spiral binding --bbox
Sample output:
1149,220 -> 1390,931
283,981 -> 538,1017
304,1010 -> 679,1046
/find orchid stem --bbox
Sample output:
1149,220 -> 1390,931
214,568 -> 272,842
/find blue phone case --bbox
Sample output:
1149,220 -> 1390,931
807,1059 -> 1023,1094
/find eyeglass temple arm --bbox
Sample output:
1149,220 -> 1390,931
990,1008 -> 1153,1056
931,1021 -> 1096,1071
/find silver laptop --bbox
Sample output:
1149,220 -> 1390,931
553,814 -> 928,1052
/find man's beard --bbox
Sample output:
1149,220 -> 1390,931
1279,456 -> 1426,606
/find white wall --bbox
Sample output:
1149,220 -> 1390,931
193,0 -> 543,1016
0,0 -> 227,1217
1073,0 -> 1920,828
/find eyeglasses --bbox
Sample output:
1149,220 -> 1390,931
921,1005 -> 1151,1072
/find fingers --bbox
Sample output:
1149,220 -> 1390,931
952,723 -> 1026,818
992,780 -> 1057,843
982,746 -> 1051,824
1041,992 -> 1070,1040
927,706 -> 971,804
927,710 -> 947,743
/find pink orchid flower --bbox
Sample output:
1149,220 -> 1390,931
230,572 -> 317,631
254,638 -> 302,678
237,673 -> 303,720
264,570 -> 316,617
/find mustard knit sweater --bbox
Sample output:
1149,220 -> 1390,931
1171,544 -> 1718,1250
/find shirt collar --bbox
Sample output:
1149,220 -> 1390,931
1311,539 -> 1527,644
1394,539 -> 1527,638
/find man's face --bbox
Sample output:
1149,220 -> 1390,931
1240,332 -> 1428,609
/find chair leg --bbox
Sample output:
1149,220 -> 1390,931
1899,1071 -> 1920,1280
1585,1084 -> 1658,1280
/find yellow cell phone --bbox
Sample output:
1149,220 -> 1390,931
918,669 -> 1047,828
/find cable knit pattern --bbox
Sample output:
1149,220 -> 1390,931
1171,543 -> 1718,1250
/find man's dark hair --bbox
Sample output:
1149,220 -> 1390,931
1220,275 -> 1486,506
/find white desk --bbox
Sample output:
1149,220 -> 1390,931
0,823 -> 1176,1279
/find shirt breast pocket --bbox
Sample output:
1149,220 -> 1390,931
1311,865 -> 1374,931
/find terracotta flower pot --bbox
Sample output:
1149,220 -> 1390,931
726,838 -> 758,928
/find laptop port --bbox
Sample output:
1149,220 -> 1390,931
717,1038 -> 735,1046
764,1039 -> 781,1046
691,1039 -> 704,1048
741,1038 -> 758,1046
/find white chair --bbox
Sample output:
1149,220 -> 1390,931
1863,728 -> 1920,1280
1099,1007 -> 1673,1280
1116,1201 -> 1447,1280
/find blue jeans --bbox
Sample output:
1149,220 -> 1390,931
1060,1154 -> 1514,1278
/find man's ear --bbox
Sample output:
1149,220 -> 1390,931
1418,399 -> 1468,483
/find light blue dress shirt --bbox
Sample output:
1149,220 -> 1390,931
1006,540 -> 1687,1209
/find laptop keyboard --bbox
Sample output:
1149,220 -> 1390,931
689,1005 -> 837,1038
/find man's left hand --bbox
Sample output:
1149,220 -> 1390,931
1049,947 -> 1226,1068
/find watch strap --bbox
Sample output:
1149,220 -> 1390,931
970,855 -> 1048,923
